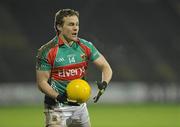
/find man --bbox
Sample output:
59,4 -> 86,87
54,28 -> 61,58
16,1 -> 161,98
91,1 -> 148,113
36,9 -> 112,127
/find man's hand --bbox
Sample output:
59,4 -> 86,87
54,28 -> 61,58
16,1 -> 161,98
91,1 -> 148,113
93,81 -> 107,103
96,81 -> 107,91
66,98 -> 80,106
56,93 -> 67,103
56,92 -> 80,106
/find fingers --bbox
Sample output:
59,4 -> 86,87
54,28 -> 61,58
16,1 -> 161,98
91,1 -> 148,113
67,101 -> 80,106
66,98 -> 80,106
67,98 -> 77,103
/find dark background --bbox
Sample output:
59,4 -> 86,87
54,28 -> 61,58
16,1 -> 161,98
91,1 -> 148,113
0,0 -> 180,83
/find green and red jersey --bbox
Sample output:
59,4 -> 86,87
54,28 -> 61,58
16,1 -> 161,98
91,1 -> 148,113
36,36 -> 100,94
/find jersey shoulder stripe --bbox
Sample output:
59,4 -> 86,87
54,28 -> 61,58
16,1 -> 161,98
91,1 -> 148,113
37,37 -> 58,58
79,38 -> 100,61
79,38 -> 93,47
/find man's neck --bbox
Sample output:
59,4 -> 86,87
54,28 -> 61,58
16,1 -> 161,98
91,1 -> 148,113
59,34 -> 73,46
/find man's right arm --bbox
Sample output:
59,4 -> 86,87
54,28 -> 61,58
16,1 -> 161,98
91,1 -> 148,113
36,70 -> 59,99
36,70 -> 80,106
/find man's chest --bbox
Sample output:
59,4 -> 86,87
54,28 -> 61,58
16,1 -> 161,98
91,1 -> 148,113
54,46 -> 87,67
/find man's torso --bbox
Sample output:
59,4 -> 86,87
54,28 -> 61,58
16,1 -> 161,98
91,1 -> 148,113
36,36 -> 100,94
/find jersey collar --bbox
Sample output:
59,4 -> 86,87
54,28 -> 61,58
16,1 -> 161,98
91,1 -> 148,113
57,36 -> 64,46
57,35 -> 80,46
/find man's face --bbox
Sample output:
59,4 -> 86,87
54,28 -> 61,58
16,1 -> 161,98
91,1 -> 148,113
60,15 -> 79,42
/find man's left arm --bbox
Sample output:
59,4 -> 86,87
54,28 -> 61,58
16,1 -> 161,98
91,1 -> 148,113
93,54 -> 112,84
92,54 -> 113,102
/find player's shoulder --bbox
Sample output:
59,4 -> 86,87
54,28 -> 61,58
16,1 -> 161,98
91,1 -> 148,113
37,37 -> 58,56
38,37 -> 58,52
79,38 -> 94,47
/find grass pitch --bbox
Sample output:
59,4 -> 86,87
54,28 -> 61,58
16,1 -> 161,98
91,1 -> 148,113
0,104 -> 179,127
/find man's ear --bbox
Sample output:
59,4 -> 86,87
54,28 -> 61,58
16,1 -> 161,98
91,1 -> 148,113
57,25 -> 62,31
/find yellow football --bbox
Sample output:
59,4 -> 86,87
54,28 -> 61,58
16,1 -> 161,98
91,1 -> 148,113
66,79 -> 91,103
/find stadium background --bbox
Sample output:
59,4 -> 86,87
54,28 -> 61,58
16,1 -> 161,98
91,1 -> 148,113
0,0 -> 180,127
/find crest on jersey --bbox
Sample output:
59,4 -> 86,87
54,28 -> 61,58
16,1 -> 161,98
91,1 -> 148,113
81,53 -> 87,61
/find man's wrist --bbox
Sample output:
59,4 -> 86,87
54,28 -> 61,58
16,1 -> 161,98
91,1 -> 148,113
56,94 -> 61,102
102,81 -> 108,86
56,93 -> 67,103
102,81 -> 107,90
97,81 -> 108,90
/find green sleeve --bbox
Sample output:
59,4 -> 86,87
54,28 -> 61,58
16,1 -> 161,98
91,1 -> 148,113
89,42 -> 100,61
80,38 -> 101,61
36,47 -> 51,71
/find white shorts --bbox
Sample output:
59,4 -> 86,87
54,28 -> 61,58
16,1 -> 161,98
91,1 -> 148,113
44,103 -> 91,127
